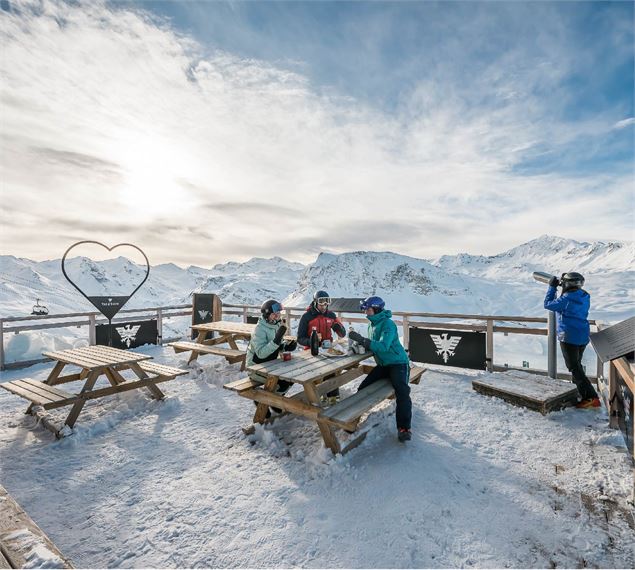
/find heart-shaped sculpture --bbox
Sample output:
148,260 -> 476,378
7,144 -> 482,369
61,240 -> 150,320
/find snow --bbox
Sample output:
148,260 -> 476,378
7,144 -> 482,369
0,345 -> 633,568
2,529 -> 65,569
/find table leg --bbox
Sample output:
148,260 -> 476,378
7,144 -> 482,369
104,368 -> 122,387
252,375 -> 279,424
44,361 -> 66,385
129,362 -> 166,400
64,369 -> 101,429
226,335 -> 246,371
303,382 -> 341,455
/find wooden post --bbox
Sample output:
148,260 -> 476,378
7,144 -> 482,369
88,314 -> 96,345
242,306 -> 248,323
157,308 -> 163,345
608,363 -> 620,429
0,319 -> 4,371
402,315 -> 410,352
212,295 -> 222,321
285,308 -> 292,332
595,353 -> 603,389
486,319 -> 494,372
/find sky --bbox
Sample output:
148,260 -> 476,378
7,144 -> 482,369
0,0 -> 633,267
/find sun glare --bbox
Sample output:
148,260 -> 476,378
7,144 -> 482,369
116,136 -> 195,219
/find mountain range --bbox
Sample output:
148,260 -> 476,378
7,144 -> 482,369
1,235 -> 633,323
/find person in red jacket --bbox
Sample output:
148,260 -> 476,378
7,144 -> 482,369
297,290 -> 347,402
297,290 -> 346,348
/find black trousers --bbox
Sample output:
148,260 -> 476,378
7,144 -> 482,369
560,342 -> 598,400
358,363 -> 412,430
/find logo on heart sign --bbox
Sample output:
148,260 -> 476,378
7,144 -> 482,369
61,240 -> 150,320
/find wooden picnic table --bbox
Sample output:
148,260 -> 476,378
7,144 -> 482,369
170,320 -> 294,370
0,345 -> 187,437
225,350 -> 425,455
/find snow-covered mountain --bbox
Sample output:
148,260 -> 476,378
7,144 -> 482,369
1,235 -> 633,322
433,235 -> 635,320
434,235 -> 633,280
284,251 -> 511,315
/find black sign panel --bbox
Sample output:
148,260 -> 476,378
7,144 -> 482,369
329,298 -> 366,313
615,364 -> 634,459
97,319 -> 158,349
192,293 -> 221,339
409,327 -> 487,370
590,316 -> 635,363
87,295 -> 131,320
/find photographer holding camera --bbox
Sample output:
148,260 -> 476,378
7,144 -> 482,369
544,272 -> 600,409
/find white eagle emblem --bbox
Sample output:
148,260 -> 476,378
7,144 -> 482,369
430,333 -> 462,363
198,310 -> 210,320
116,324 -> 141,348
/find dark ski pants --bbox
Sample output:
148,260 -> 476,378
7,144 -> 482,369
560,342 -> 598,400
358,363 -> 412,430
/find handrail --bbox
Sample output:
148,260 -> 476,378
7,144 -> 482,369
1,300 -> 602,374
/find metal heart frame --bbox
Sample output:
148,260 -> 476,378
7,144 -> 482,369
61,240 -> 150,321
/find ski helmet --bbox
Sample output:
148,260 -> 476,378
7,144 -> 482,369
561,272 -> 585,292
313,290 -> 331,308
360,296 -> 385,313
261,299 -> 283,320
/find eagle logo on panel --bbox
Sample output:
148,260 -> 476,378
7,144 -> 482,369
116,324 -> 141,348
198,310 -> 210,320
430,333 -> 462,363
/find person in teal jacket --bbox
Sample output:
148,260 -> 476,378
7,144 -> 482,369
349,296 -> 413,442
247,299 -> 297,415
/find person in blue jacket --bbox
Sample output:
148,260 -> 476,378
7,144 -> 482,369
544,272 -> 599,408
349,296 -> 413,441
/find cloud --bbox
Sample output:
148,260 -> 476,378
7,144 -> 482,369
0,0 -> 632,266
613,117 -> 635,130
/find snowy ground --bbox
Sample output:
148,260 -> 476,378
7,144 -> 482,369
0,345 -> 633,569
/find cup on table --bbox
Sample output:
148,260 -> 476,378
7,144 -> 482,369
321,340 -> 331,349
282,351 -> 292,361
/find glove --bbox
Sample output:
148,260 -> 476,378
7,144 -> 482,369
332,322 -> 346,338
349,331 -> 371,350
273,325 -> 287,345
549,276 -> 560,288
283,340 -> 297,352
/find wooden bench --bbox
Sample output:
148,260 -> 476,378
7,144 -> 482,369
319,366 -> 427,431
169,341 -> 246,368
137,361 -> 189,380
224,376 -> 264,392
1,378 -> 75,410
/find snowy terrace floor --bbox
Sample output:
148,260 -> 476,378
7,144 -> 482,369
0,345 -> 633,569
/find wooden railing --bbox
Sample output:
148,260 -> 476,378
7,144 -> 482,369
1,302 -> 602,380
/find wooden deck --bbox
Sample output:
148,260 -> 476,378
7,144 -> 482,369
472,372 -> 579,414
0,484 -> 73,568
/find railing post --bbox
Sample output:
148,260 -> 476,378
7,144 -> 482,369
486,319 -> 494,372
285,308 -> 292,332
157,308 -> 163,345
547,311 -> 557,379
242,306 -> 248,323
402,315 -> 410,351
88,314 -> 96,345
608,363 -> 619,429
0,319 -> 5,371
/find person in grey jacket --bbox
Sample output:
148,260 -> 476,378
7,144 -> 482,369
246,299 -> 297,414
